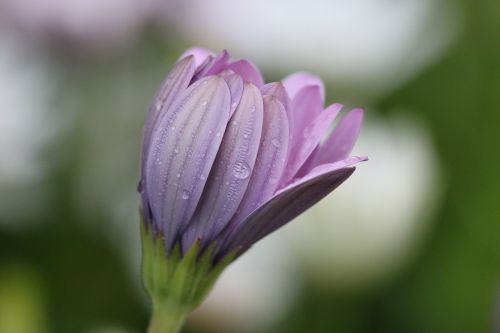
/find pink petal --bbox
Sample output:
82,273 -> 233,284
179,47 -> 214,67
282,71 -> 325,101
280,103 -> 343,186
226,59 -> 265,87
314,108 -> 364,166
289,85 -> 324,148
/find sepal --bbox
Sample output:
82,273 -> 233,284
140,222 -> 236,311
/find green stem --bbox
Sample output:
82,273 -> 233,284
147,299 -> 188,333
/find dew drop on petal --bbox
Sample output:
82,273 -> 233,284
202,100 -> 208,106
181,190 -> 190,200
272,138 -> 281,148
233,161 -> 251,180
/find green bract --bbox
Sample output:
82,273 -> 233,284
141,222 -> 235,333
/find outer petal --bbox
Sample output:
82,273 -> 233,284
313,108 -> 364,166
226,59 -> 265,87
180,47 -> 214,67
145,76 -> 231,249
142,56 -> 196,168
219,69 -> 244,116
139,56 -> 196,221
280,103 -> 342,186
218,95 -> 290,239
221,157 -> 366,256
282,71 -> 325,101
182,83 -> 264,252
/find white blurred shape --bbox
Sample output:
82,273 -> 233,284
0,0 -> 151,51
173,0 -> 459,98
189,232 -> 297,333
286,113 -> 442,291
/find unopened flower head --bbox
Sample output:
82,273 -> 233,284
138,47 -> 367,263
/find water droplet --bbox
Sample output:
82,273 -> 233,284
174,148 -> 179,154
216,132 -> 221,137
171,126 -> 176,131
233,161 -> 251,180
249,105 -> 256,113
176,173 -> 181,178
155,100 -> 162,111
181,190 -> 190,200
202,100 -> 208,106
272,138 -> 281,147
199,174 -> 206,180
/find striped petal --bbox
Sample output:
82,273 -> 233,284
261,82 -> 293,149
222,157 -> 366,255
139,56 -> 196,222
182,83 -> 264,252
219,95 -> 290,237
219,70 -> 244,116
282,71 -> 325,102
281,103 -> 342,186
145,76 -> 231,249
141,56 -> 196,171
313,108 -> 364,166
226,59 -> 265,87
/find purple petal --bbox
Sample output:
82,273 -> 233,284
261,82 -> 291,110
313,108 -> 364,166
219,70 -> 244,116
142,56 -> 196,163
145,76 -> 231,249
289,85 -> 324,148
282,71 -> 325,101
281,103 -> 342,186
181,83 -> 264,252
219,95 -> 290,237
139,56 -> 196,222
179,47 -> 214,67
204,50 -> 231,76
226,59 -> 265,87
222,157 -> 366,254
261,82 -> 293,147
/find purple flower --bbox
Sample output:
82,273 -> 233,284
139,47 -> 367,261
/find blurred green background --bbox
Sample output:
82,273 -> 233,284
0,0 -> 498,332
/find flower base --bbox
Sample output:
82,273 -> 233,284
140,222 -> 234,333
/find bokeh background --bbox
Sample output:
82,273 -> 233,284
0,0 -> 498,332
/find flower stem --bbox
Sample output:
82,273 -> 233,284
147,299 -> 188,333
